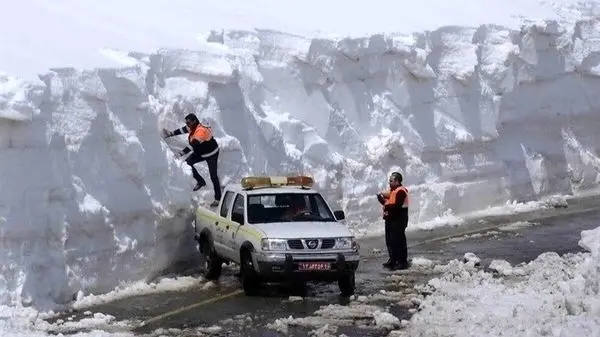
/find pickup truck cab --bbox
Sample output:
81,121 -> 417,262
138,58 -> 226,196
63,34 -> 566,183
193,175 -> 360,296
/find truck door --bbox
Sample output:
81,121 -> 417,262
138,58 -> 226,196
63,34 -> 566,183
213,191 -> 234,255
223,193 -> 245,260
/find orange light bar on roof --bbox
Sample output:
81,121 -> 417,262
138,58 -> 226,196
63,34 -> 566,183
286,176 -> 314,187
241,175 -> 314,190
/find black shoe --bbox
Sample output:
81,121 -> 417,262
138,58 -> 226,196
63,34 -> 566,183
382,259 -> 393,268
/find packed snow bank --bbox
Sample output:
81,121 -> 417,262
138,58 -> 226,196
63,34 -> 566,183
4,10 -> 600,313
0,68 -> 198,310
154,17 -> 600,230
400,226 -> 600,337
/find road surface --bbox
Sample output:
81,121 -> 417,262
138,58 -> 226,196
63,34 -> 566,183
47,201 -> 600,337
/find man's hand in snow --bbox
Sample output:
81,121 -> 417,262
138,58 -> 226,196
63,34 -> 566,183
162,128 -> 173,138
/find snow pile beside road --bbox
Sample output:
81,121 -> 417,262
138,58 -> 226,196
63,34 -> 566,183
154,17 -> 600,231
399,226 -> 600,336
0,69 -> 197,311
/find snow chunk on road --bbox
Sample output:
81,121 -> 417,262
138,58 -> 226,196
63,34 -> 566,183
410,257 -> 436,268
488,259 -> 515,276
462,252 -> 482,267
268,303 -> 388,334
373,310 -> 401,329
0,305 -> 136,337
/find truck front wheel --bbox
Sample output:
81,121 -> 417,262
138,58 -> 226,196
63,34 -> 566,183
199,238 -> 222,280
239,251 -> 260,296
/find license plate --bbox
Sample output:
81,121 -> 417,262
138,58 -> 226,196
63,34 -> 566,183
298,262 -> 331,271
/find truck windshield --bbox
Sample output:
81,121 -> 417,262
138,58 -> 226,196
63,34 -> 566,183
246,193 -> 336,224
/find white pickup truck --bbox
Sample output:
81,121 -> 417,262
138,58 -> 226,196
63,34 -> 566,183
193,175 -> 360,297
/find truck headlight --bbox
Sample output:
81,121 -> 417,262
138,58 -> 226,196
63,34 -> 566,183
261,238 -> 287,251
336,237 -> 357,250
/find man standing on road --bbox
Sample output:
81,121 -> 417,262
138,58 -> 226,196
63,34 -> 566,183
162,113 -> 222,207
377,172 -> 410,270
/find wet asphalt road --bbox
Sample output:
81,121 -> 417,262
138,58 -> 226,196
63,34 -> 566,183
48,201 -> 600,337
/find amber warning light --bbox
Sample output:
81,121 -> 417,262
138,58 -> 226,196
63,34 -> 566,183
241,175 -> 314,190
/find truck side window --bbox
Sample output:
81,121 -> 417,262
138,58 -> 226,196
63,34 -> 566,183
220,191 -> 234,218
231,194 -> 245,224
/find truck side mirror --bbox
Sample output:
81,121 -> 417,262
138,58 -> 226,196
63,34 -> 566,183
333,210 -> 345,221
232,212 -> 244,225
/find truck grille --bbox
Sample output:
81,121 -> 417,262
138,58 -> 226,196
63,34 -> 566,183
286,238 -> 336,250
321,238 -> 335,249
287,239 -> 304,249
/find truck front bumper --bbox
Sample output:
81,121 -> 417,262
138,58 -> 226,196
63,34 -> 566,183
252,251 -> 360,282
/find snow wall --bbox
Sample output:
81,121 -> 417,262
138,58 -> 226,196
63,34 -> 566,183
3,18 -> 600,309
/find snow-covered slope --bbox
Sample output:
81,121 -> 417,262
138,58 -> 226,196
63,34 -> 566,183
2,0 -> 600,317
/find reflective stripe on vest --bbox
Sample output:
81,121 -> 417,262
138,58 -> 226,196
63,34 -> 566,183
188,125 -> 213,143
383,186 -> 409,210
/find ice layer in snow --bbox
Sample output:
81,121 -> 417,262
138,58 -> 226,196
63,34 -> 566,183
2,0 -> 600,318
400,226 -> 600,337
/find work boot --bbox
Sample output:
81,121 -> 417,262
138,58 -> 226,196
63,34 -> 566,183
394,261 -> 410,270
193,182 -> 206,191
382,259 -> 393,268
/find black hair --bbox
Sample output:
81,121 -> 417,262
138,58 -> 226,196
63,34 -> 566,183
184,113 -> 199,122
390,171 -> 403,183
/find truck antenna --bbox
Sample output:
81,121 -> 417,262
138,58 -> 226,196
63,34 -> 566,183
300,151 -> 304,177
264,159 -> 268,176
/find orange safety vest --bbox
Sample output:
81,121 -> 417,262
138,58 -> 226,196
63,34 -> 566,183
188,124 -> 213,143
383,186 -> 409,216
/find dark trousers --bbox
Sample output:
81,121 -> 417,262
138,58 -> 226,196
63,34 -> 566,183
186,151 -> 222,200
385,220 -> 408,265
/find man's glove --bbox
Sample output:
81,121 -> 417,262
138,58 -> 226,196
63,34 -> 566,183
376,193 -> 385,204
162,128 -> 173,138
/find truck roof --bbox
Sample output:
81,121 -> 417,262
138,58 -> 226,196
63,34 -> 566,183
226,184 -> 318,195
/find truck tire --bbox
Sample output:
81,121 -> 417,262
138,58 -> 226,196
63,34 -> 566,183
199,238 -> 222,280
239,251 -> 260,296
338,272 -> 355,297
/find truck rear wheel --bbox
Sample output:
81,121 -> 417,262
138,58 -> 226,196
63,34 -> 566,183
338,272 -> 355,297
199,238 -> 222,280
